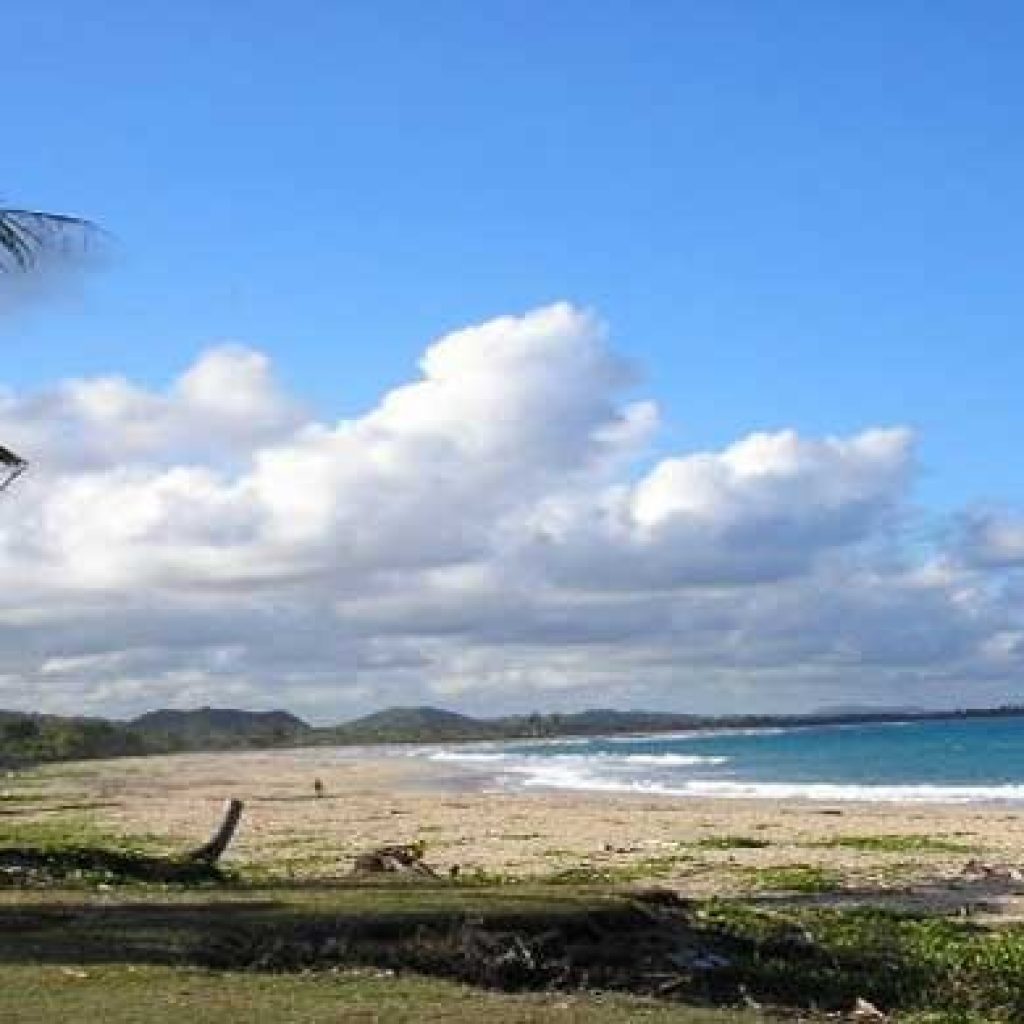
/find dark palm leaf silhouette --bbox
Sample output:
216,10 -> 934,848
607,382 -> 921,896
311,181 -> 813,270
0,203 -> 97,486
0,206 -> 97,272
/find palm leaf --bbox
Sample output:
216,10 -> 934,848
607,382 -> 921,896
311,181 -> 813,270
0,207 -> 98,271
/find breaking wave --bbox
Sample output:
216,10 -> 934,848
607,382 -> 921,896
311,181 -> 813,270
507,766 -> 1024,803
398,717 -> 1024,804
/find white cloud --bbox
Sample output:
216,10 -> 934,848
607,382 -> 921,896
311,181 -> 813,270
513,426 -> 914,588
0,343 -> 302,471
958,510 -> 1024,568
0,303 -> 1019,720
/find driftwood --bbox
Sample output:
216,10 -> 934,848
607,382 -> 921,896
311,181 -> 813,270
352,841 -> 438,877
851,997 -> 888,1021
961,858 -> 1024,882
187,798 -> 245,864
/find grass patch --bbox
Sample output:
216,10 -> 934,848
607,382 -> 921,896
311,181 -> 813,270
0,792 -> 39,805
701,901 -> 1024,1019
811,834 -> 977,854
0,964 -> 757,1023
0,815 -> 222,887
459,851 -> 697,887
545,852 -> 694,885
743,864 -> 843,893
8,877 -> 1024,1018
1,815 -> 136,849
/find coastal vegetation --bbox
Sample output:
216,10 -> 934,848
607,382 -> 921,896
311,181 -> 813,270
741,864 -> 844,894
5,843 -> 1024,1020
812,835 -> 978,855
9,703 -> 1024,769
3,757 -> 1024,1021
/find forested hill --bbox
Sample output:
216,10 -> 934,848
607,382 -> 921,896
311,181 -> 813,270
132,708 -> 308,745
0,707 -> 310,767
4,702 -> 1024,767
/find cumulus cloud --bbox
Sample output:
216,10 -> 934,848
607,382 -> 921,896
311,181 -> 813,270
514,427 -> 914,588
0,303 -> 1020,719
0,344 -> 302,470
957,510 -> 1024,569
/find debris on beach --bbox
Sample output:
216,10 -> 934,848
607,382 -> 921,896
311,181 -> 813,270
196,885 -> 742,999
850,995 -> 887,1020
352,840 -> 439,876
960,858 -> 1024,881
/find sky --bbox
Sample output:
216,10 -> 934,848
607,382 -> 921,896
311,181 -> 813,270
2,2 -> 1024,720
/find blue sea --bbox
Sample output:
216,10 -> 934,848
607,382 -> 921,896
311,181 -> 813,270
409,716 -> 1024,802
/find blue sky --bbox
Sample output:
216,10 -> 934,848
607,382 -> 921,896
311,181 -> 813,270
3,2 -> 1024,717
6,1 -> 1024,509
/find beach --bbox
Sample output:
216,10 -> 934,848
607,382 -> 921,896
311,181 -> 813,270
11,744 -> 1024,1020
26,746 -> 1024,910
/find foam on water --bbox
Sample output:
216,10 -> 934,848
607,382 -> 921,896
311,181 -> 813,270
426,750 -> 510,763
604,727 -> 787,744
620,753 -> 729,766
510,767 -> 1024,803
401,716 -> 1024,803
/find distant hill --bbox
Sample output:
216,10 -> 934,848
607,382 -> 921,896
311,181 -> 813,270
0,710 -> 154,767
6,701 -> 1024,769
324,706 -> 494,743
318,706 -> 704,744
813,704 -> 927,717
131,707 -> 309,747
492,709 -> 704,738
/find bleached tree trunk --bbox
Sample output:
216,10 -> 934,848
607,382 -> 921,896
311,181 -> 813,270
187,798 -> 244,864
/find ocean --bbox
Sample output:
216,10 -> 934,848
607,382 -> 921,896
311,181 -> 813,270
409,715 -> 1024,803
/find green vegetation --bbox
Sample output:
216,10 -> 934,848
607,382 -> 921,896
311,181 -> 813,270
550,851 -> 697,885
458,850 -> 698,887
10,702 -> 1024,769
131,707 -> 307,747
0,965 -> 757,1024
811,834 -> 977,854
1,813 -> 138,850
6,876 -> 1024,1020
0,707 -> 312,768
702,901 -> 1024,1020
743,864 -> 843,893
0,713 -> 154,767
0,815 -> 223,886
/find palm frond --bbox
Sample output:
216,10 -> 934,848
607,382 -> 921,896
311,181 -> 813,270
0,208 -> 98,271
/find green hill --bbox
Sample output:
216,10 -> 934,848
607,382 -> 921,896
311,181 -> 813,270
6,702 -> 1024,768
130,707 -> 309,747
324,706 -> 494,743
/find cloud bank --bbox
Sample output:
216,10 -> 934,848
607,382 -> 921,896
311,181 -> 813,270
1,303 -> 1021,719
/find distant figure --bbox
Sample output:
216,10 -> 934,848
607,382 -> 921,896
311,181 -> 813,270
313,777 -> 325,799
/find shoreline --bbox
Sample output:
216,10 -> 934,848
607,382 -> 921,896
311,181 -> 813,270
388,739 -> 1024,807
11,746 -> 1023,912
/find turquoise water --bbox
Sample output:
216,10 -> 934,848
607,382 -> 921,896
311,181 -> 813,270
420,716 -> 1024,802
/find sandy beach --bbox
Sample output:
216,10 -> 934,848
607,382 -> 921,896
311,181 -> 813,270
18,746 -> 1024,912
